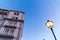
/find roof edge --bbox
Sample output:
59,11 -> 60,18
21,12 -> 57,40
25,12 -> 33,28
0,8 -> 25,14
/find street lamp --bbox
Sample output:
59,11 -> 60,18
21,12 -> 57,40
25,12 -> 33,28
46,20 -> 57,40
43,39 -> 45,40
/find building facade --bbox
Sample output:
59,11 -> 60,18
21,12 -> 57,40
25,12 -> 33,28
0,9 -> 24,40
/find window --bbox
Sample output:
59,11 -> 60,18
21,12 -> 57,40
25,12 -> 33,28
9,21 -> 12,24
12,17 -> 15,19
10,29 -> 14,34
5,28 -> 9,33
9,21 -> 17,26
12,17 -> 18,19
14,13 -> 16,15
4,28 -> 15,35
0,15 -> 4,20
12,22 -> 17,26
17,13 -> 19,15
14,13 -> 19,15
13,22 -> 17,24
16,17 -> 18,19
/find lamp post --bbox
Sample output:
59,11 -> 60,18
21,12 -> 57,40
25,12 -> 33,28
43,39 -> 45,40
46,20 -> 57,40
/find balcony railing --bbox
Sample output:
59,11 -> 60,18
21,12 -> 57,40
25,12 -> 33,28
3,18 -> 24,23
4,25 -> 16,29
0,34 -> 14,39
0,28 -> 14,39
0,12 -> 7,15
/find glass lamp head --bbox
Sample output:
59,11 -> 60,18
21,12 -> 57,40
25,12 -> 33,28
46,20 -> 53,28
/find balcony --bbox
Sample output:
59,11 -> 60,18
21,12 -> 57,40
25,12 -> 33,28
0,34 -> 14,39
4,25 -> 16,29
0,27 -> 14,39
0,12 -> 7,15
3,18 -> 24,23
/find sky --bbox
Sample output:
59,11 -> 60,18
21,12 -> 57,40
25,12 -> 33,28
0,0 -> 60,40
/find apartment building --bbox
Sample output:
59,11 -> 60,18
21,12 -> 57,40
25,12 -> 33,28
0,9 -> 24,40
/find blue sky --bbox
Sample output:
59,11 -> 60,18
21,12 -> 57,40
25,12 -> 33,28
0,0 -> 60,40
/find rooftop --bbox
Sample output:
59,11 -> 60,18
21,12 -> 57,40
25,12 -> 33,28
0,8 -> 25,14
